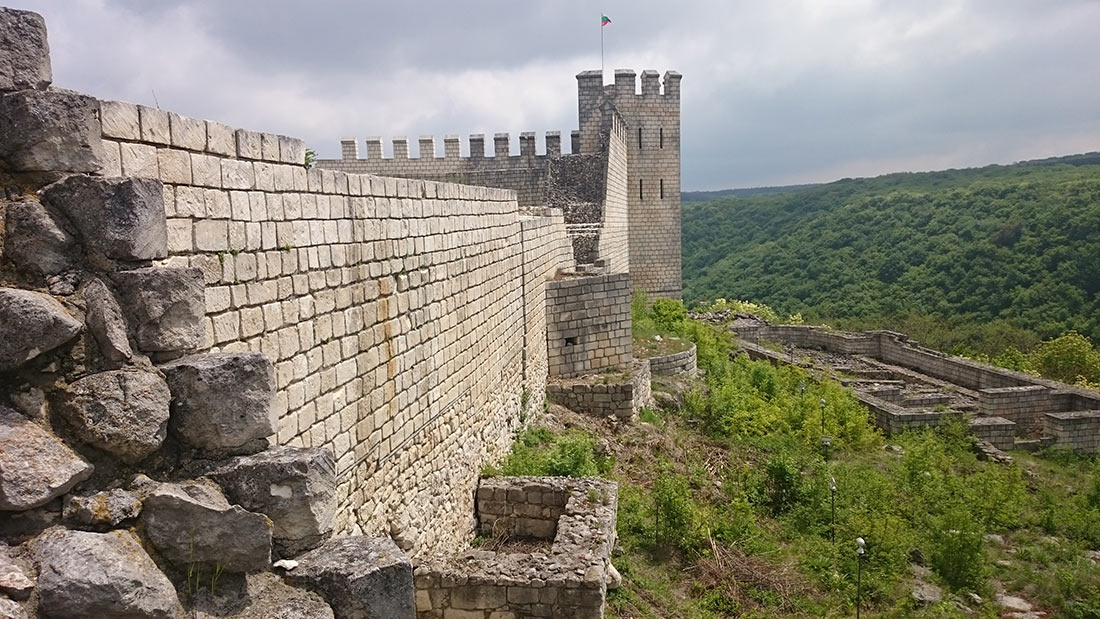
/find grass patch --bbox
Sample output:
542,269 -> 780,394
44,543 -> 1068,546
482,427 -> 613,478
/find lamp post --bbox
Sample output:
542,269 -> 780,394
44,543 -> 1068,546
829,476 -> 837,544
821,435 -> 832,462
856,537 -> 866,619
820,398 -> 826,435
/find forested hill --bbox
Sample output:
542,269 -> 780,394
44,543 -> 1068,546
682,154 -> 1100,350
682,183 -> 821,203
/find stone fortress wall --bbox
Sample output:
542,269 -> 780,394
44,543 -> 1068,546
94,96 -> 582,552
317,69 -> 680,298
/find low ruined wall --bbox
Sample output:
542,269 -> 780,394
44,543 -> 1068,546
738,325 -> 1100,450
415,477 -> 618,619
647,344 -> 697,376
1045,411 -> 1100,453
979,386 -> 1059,437
477,478 -> 569,540
547,359 -> 652,420
96,97 -> 575,554
968,416 -> 1017,451
545,272 -> 632,378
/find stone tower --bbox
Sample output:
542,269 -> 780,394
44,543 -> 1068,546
577,69 -> 683,299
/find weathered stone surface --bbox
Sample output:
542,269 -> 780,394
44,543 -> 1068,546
0,8 -> 50,92
60,369 -> 169,463
160,352 -> 277,451
63,488 -> 142,527
83,278 -> 133,362
912,580 -> 943,606
0,89 -> 103,172
0,598 -> 26,619
209,446 -> 337,555
0,406 -> 92,510
191,572 -> 335,619
0,544 -> 33,601
40,175 -> 166,261
286,536 -> 414,619
0,288 -> 81,372
143,480 -> 273,573
2,197 -> 77,276
112,267 -> 204,352
31,527 -> 180,619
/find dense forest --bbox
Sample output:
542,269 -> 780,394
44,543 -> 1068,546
682,155 -> 1100,355
682,183 -> 822,203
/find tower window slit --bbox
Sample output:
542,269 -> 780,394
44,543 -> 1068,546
637,127 -> 642,149
639,178 -> 643,199
660,128 -> 664,149
660,179 -> 664,199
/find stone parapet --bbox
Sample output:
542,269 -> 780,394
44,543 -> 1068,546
646,343 -> 697,376
547,359 -> 653,421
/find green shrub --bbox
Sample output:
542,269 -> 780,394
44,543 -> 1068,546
753,455 -> 804,517
651,298 -> 687,332
1029,331 -> 1100,385
927,504 -> 987,591
653,469 -> 704,552
486,428 -> 611,478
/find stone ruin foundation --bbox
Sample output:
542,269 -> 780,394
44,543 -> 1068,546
414,476 -> 619,619
729,319 -> 1100,453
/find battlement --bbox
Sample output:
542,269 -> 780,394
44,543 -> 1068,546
338,131 -> 569,162
576,68 -> 681,100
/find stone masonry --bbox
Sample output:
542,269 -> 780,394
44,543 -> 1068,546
318,68 -> 682,299
734,322 -> 1100,451
415,476 -> 618,619
0,7 -> 669,617
545,272 -> 632,378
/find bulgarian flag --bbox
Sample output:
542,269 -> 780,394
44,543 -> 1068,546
601,14 -> 612,27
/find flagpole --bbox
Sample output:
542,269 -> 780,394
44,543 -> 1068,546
601,11 -> 605,78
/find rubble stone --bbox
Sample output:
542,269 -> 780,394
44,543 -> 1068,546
0,405 -> 92,511
0,89 -> 103,172
60,369 -> 170,462
31,527 -> 180,619
286,536 -> 414,619
0,598 -> 25,619
40,174 -> 167,261
160,352 -> 277,451
142,480 -> 273,573
112,267 -> 204,353
0,7 -> 50,91
83,278 -> 133,362
63,488 -> 142,527
209,446 -> 337,555
0,544 -> 33,601
2,197 -> 77,276
190,572 -> 335,619
0,288 -> 81,372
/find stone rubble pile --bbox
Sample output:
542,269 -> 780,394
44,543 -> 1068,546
0,7 -> 412,617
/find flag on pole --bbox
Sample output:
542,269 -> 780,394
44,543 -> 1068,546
601,14 -> 612,27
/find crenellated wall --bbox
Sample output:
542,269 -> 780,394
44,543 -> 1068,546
318,67 -> 682,298
320,132 -> 562,208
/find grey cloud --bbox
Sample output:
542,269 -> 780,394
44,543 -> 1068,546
14,0 -> 1100,189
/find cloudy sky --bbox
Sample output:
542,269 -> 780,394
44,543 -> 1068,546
16,0 -> 1100,189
